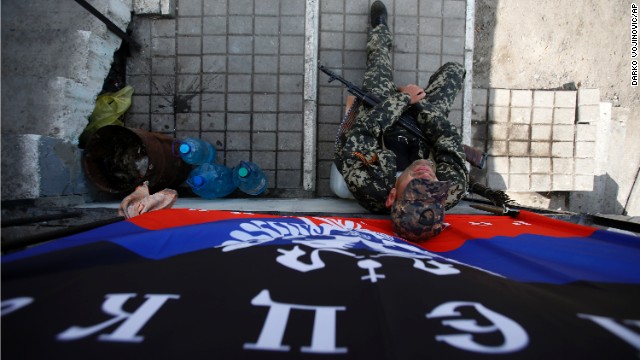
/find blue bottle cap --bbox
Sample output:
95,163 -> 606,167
179,143 -> 191,154
192,175 -> 206,187
238,167 -> 249,177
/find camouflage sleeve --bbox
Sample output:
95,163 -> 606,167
339,92 -> 411,213
366,92 -> 412,135
416,62 -> 468,209
427,119 -> 469,209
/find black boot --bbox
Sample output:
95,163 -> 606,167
370,1 -> 387,28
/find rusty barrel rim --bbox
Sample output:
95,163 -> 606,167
82,125 -> 191,194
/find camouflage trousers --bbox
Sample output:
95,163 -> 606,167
363,24 -> 466,146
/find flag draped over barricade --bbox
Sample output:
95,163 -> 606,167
2,209 -> 640,359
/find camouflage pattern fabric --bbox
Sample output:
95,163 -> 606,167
414,61 -> 468,210
390,179 -> 450,242
334,24 -> 468,214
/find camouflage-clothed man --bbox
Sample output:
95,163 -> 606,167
334,1 -> 468,242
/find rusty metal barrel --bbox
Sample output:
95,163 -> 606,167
82,125 -> 191,194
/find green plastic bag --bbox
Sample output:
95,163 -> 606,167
79,85 -> 134,148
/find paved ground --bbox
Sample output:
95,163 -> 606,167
123,0 -> 470,198
121,0 -> 640,217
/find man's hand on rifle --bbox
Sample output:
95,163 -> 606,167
398,84 -> 426,104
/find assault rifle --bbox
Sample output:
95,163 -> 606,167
318,64 -> 487,169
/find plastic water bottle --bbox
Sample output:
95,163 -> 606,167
178,138 -> 216,165
187,163 -> 236,199
233,161 -> 268,195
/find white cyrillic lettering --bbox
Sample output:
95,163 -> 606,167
413,258 -> 461,275
578,313 -> 640,350
427,301 -> 529,354
276,245 -> 357,272
301,306 -> 344,353
358,259 -> 385,283
57,293 -> 179,343
469,221 -> 492,226
1,297 -> 34,316
244,289 -> 347,354
512,221 -> 531,226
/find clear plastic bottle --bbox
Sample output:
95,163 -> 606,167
178,138 -> 216,165
233,161 -> 268,195
187,163 -> 236,199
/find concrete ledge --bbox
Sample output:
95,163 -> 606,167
302,0 -> 319,191
1,135 -> 88,200
79,197 -> 486,215
81,197 -> 369,213
133,0 -> 175,17
1,0 -> 132,144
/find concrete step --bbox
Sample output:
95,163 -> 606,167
1,0 -> 131,142
1,0 -> 133,201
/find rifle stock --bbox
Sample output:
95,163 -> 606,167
319,64 -> 487,169
463,145 -> 487,169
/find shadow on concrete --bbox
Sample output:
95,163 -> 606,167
570,174 -> 626,215
470,0 -> 495,91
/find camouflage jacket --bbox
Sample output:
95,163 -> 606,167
335,93 -> 468,214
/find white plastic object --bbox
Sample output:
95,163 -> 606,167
330,163 -> 355,199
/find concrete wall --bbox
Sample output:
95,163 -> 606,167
1,0 -> 132,200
